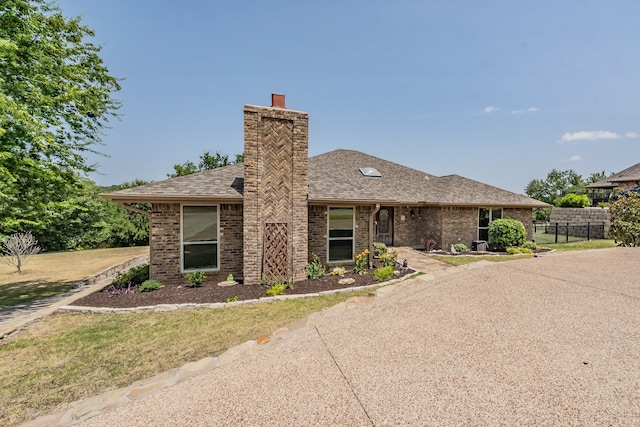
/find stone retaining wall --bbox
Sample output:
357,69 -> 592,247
549,207 -> 610,238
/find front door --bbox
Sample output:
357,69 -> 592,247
376,207 -> 393,246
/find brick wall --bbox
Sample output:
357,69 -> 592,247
355,205 -> 371,255
149,203 -> 244,285
220,204 -> 244,282
150,203 -> 181,284
441,206 -> 478,249
243,104 -> 309,285
393,206 -> 439,248
308,205 -> 327,262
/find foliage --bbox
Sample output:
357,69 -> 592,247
609,192 -> 640,246
522,241 -> 537,251
265,283 -> 287,296
139,279 -> 163,292
488,219 -> 526,251
0,0 -> 121,244
380,249 -> 398,268
305,254 -> 325,279
226,274 -> 234,282
453,243 -> 468,253
226,295 -> 238,303
185,270 -> 206,287
330,266 -> 346,276
524,169 -> 586,204
354,249 -> 369,275
555,193 -> 590,208
373,242 -> 387,257
0,232 -> 40,274
264,277 -> 290,296
533,207 -> 551,222
373,265 -> 394,281
506,247 -> 533,254
168,151 -> 243,178
107,282 -> 136,295
110,264 -> 149,290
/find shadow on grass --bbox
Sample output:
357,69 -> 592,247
0,280 -> 78,309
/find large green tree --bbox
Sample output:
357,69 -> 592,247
168,150 -> 244,178
0,0 -> 120,242
525,169 -> 586,205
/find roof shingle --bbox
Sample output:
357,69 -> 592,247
104,149 -> 548,208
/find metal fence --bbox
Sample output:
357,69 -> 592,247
533,221 -> 606,244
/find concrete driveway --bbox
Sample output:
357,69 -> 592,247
76,247 -> 640,426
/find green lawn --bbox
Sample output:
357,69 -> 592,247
0,247 -> 148,308
0,288 -> 380,426
431,239 -> 618,266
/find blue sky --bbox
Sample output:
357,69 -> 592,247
56,0 -> 640,194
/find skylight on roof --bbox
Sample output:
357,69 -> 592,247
359,167 -> 382,177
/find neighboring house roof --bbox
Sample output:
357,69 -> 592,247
587,162 -> 640,189
104,149 -> 548,208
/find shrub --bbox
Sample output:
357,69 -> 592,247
373,266 -> 394,281
506,247 -> 532,254
609,192 -> 640,246
226,295 -> 238,303
184,270 -> 206,287
139,279 -> 163,292
453,243 -> 468,253
533,207 -> 551,222
373,242 -> 388,257
110,264 -> 149,290
330,267 -> 346,276
0,232 -> 41,274
305,254 -> 325,279
354,249 -> 369,275
522,241 -> 537,251
555,193 -> 590,208
380,249 -> 398,268
488,219 -> 526,251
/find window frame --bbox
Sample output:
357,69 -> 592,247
478,207 -> 502,241
327,206 -> 355,263
181,204 -> 220,273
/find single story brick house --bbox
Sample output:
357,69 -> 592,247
587,161 -> 640,205
104,94 -> 548,286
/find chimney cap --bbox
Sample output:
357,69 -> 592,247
271,93 -> 286,109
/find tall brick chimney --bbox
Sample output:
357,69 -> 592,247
243,95 -> 309,285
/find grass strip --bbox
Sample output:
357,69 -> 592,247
0,288 -> 378,426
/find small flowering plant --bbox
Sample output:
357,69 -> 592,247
354,249 -> 369,275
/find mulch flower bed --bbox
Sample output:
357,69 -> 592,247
70,267 -> 415,309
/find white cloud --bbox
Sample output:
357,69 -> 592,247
558,130 -> 638,143
511,107 -> 539,115
568,155 -> 581,161
483,106 -> 499,113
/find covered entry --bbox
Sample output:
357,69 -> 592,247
376,207 -> 394,246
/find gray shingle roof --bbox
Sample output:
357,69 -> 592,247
104,149 -> 548,207
587,162 -> 640,189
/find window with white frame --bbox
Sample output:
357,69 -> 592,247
328,207 -> 354,262
478,207 -> 502,241
182,205 -> 219,271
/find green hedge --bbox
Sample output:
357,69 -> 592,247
488,219 -> 526,251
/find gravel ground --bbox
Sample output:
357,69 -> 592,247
78,247 -> 640,426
